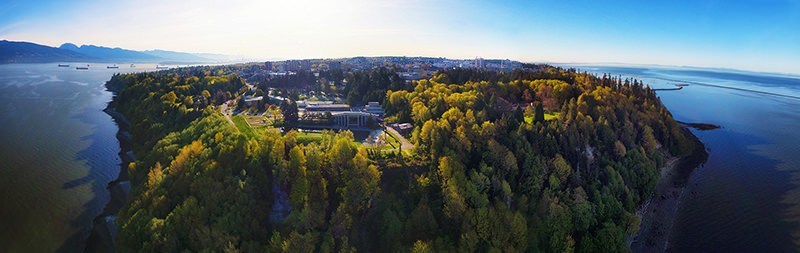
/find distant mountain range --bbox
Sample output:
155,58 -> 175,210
0,40 -> 235,64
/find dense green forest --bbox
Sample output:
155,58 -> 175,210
108,64 -> 697,252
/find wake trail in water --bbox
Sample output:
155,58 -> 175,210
633,75 -> 800,100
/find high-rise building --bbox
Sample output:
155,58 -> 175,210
474,57 -> 486,69
285,60 -> 298,72
285,60 -> 311,71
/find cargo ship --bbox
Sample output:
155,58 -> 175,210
58,64 -> 70,67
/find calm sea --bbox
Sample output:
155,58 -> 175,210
572,65 -> 800,252
0,63 -> 160,252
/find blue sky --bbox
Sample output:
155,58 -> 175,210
1,0 -> 799,73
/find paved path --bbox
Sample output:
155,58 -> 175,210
219,101 -> 235,127
385,126 -> 414,150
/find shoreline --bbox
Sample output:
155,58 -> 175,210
83,88 -> 133,252
630,127 -> 709,252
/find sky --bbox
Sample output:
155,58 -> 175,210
1,0 -> 799,74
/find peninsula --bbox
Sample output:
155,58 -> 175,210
95,59 -> 706,252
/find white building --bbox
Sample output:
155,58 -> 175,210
331,111 -> 374,128
364,102 -> 385,116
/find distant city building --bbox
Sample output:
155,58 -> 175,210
285,60 -> 298,72
300,60 -> 311,71
398,71 -> 422,80
285,59 -> 312,72
474,57 -> 486,69
264,61 -> 273,71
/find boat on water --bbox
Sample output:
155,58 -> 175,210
76,64 -> 89,70
58,64 -> 70,67
107,65 -> 119,69
156,65 -> 169,69
130,64 -> 136,68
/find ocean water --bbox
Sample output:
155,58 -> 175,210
0,63 -> 159,252
572,65 -> 800,252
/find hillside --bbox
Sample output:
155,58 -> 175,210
60,43 -> 163,62
142,50 -> 210,63
107,64 -> 703,252
0,40 -> 96,63
0,40 -> 227,64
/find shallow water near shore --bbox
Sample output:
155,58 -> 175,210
0,63 -> 155,252
574,65 -> 800,252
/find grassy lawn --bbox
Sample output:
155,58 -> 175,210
232,115 -> 256,137
244,114 -> 266,127
545,111 -> 560,121
294,131 -> 362,146
383,131 -> 402,149
381,129 -> 415,157
525,111 -> 561,124
296,131 -> 326,144
253,125 -> 267,136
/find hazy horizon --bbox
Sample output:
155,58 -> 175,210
2,0 -> 799,74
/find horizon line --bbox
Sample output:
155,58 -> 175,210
5,39 -> 800,77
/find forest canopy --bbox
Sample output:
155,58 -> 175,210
108,64 -> 697,252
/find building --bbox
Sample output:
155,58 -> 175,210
398,71 -> 422,80
331,111 -> 374,128
243,95 -> 264,105
267,95 -> 285,105
302,102 -> 351,112
285,60 -> 297,72
264,61 -> 273,71
297,101 -> 380,129
473,57 -> 486,69
300,60 -> 311,71
364,102 -> 385,116
286,60 -> 311,72
392,123 -> 414,135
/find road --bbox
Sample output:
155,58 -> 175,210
385,125 -> 414,151
219,100 -> 235,126
220,82 -> 255,127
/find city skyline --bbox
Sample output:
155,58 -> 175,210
1,0 -> 799,74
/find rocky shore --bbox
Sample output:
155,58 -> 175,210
83,89 -> 134,253
630,127 -> 709,252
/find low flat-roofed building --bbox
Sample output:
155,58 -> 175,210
297,101 -> 381,129
298,100 -> 334,108
331,111 -> 373,128
364,101 -> 385,115
392,122 -> 414,135
244,95 -> 263,105
305,103 -> 351,112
